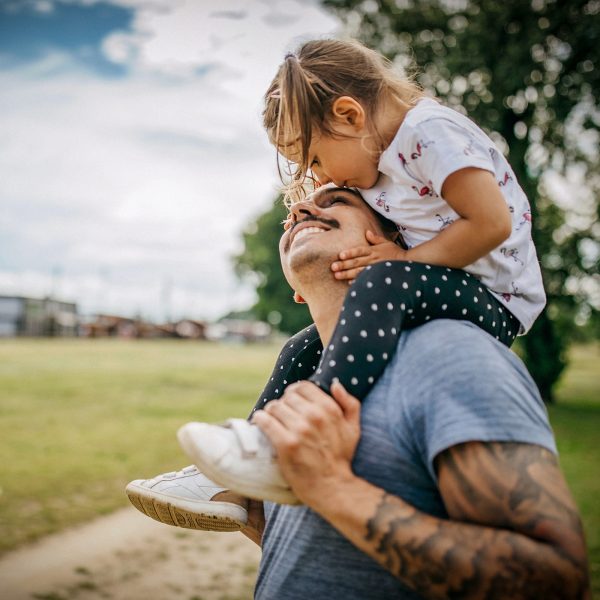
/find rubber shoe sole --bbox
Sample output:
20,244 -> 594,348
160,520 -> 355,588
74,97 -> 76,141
126,480 -> 247,532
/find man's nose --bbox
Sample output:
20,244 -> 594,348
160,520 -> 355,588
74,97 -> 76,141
290,199 -> 318,221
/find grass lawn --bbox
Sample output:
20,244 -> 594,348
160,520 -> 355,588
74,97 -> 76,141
0,338 -> 598,592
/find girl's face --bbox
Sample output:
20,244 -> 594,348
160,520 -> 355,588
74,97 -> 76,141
307,124 -> 380,190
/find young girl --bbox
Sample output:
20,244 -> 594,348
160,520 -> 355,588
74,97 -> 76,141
131,39 -> 546,514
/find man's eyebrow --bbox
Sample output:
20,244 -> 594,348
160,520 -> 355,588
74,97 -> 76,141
316,187 -> 363,202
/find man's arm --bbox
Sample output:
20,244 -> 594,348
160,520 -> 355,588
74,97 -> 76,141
253,382 -> 590,600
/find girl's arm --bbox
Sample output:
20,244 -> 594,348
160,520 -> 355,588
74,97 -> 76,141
405,167 -> 512,267
332,167 -> 512,280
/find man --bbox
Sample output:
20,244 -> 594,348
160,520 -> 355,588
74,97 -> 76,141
238,185 -> 589,598
131,185 -> 589,598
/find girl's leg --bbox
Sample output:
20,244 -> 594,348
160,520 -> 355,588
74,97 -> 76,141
249,323 -> 322,416
310,260 -> 519,399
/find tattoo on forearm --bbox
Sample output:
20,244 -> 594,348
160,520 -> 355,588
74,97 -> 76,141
364,443 -> 589,599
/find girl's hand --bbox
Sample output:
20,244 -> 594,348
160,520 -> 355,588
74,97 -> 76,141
331,230 -> 407,281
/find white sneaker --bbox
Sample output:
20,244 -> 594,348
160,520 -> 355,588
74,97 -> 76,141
125,465 -> 248,531
177,419 -> 300,505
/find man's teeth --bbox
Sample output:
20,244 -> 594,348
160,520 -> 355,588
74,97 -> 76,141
294,226 -> 326,241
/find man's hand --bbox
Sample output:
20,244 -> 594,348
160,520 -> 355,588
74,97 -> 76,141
252,381 -> 361,509
331,230 -> 407,282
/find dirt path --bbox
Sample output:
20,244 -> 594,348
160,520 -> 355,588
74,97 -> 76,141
0,507 -> 261,600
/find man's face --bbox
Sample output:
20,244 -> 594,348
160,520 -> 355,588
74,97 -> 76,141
279,186 -> 386,291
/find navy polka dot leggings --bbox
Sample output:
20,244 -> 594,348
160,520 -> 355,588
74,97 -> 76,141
251,261 -> 519,413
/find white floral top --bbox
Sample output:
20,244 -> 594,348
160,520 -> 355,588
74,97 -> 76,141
359,98 -> 546,333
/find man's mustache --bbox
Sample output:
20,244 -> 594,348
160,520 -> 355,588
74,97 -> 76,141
284,215 -> 340,252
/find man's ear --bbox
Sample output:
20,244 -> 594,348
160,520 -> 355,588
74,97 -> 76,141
331,96 -> 366,130
293,291 -> 306,304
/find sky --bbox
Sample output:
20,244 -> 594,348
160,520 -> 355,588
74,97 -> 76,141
0,0 -> 341,321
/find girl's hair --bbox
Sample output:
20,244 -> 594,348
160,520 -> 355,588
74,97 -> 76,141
263,38 -> 423,204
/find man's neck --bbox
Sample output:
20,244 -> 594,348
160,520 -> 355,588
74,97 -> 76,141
300,276 -> 347,348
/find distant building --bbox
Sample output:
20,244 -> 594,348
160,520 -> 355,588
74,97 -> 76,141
0,295 -> 78,337
206,319 -> 271,343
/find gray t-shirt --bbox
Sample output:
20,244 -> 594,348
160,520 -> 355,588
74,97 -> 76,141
255,320 -> 556,600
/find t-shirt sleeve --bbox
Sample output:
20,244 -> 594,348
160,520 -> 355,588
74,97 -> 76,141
399,117 -> 496,197
390,322 -> 557,482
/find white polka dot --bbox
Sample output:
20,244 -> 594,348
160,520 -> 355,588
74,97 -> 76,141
407,309 -> 414,314
402,282 -> 409,289
382,353 -> 389,359
492,321 -> 496,327
332,377 -> 339,384
304,339 -> 309,343
340,320 -> 346,326
421,302 -> 427,309
473,297 -> 479,303
275,388 -> 279,393
385,277 -> 392,284
270,377 -> 274,381
434,287 -> 440,294
385,261 -> 392,267
462,308 -> 468,315
425,315 -> 431,320
442,304 -> 448,310
404,265 -> 411,272
487,304 -> 492,310
329,360 -> 336,367
421,275 -> 427,281
499,308 -> 503,313
347,354 -> 355,362
291,357 -> 295,362
350,290 -> 357,297
368,376 -> 374,384
360,330 -> 368,338
366,354 -> 374,362
280,365 -> 284,369
462,280 -> 467,286
425,265 -> 431,270
298,363 -> 302,367
479,316 -> 484,322
312,366 -> 316,371
455,290 -> 461,297
317,368 -> 322,373
446,268 -> 451,272
342,336 -> 349,343
367,281 -> 374,288
391,327 -> 397,334
478,287 -> 483,292
354,310 -> 361,317
351,377 -> 359,385
317,350 -> 321,354
371,303 -> 378,311
442,275 -> 448,281
400,303 -> 406,310
366,265 -> 372,270
329,344 -> 335,351
378,329 -> 385,337
290,343 -> 294,347
508,331 -> 512,336
503,321 -> 506,327
416,290 -> 422,297
387,302 -> 394,310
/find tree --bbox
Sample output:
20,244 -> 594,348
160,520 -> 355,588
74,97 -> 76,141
234,197 -> 312,334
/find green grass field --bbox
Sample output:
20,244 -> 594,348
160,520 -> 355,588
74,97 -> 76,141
0,338 -> 598,592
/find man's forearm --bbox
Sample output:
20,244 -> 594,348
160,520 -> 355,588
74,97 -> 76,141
313,476 -> 588,600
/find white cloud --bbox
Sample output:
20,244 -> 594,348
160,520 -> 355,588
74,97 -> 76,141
0,0 -> 340,320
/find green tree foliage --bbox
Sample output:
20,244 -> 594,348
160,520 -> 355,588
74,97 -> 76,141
234,197 -> 313,334
319,0 -> 599,401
